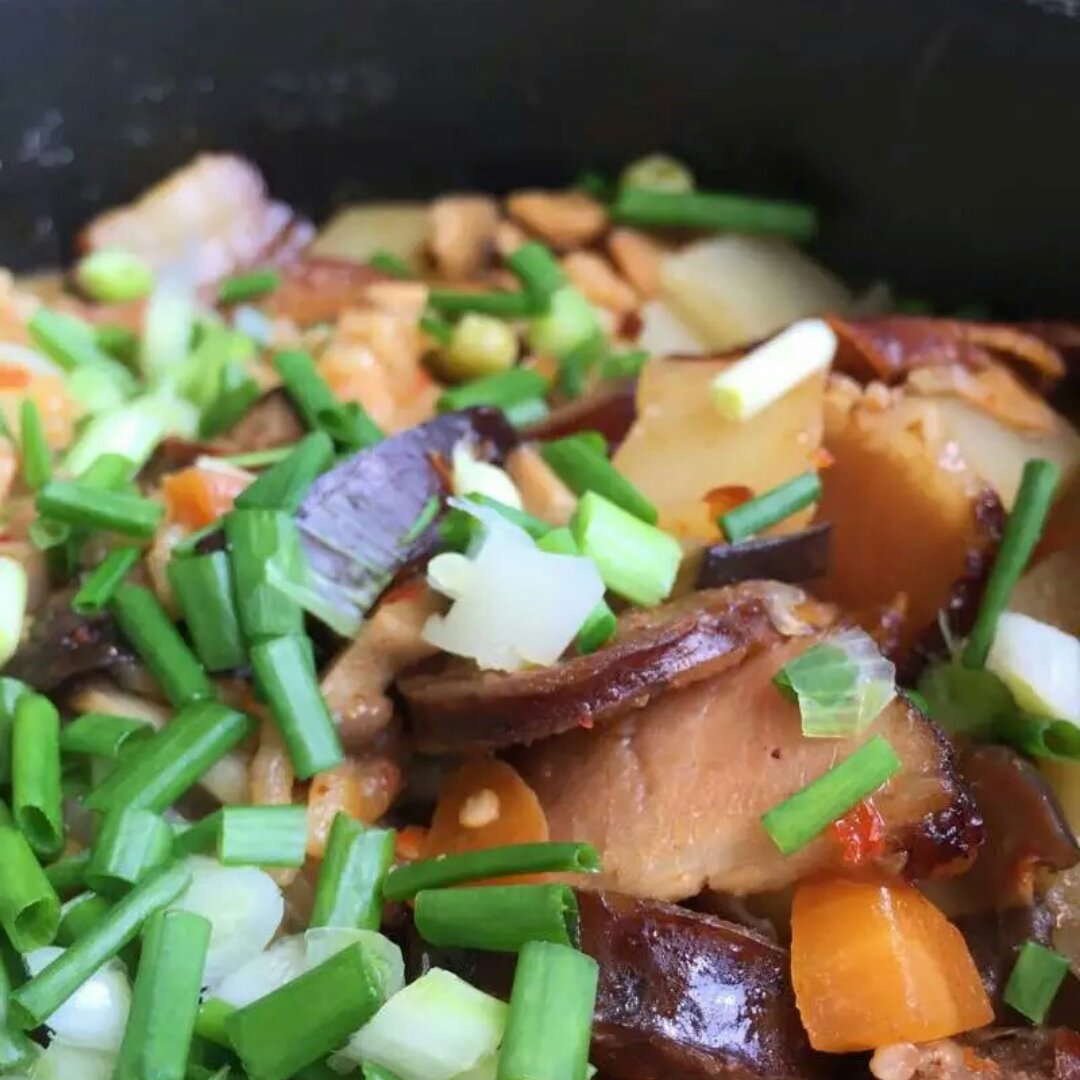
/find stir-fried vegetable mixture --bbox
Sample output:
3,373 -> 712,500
0,150 -> 1076,1080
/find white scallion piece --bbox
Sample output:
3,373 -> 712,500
0,556 -> 28,667
710,318 -> 837,421
988,612 -> 1080,725
451,441 -> 523,510
212,935 -> 307,1009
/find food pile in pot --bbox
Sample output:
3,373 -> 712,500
0,151 -> 1076,1080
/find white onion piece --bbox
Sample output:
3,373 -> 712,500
451,441 -> 522,510
29,1043 -> 116,1080
423,500 -> 605,672
304,928 -> 405,998
988,612 -> 1080,724
169,857 -> 284,989
24,949 -> 129,1052
213,935 -> 307,1009
635,300 -> 705,356
0,343 -> 63,378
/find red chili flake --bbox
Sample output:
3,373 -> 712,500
831,799 -> 886,866
811,447 -> 836,471
703,484 -> 754,520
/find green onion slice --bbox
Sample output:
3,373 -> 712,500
1003,940 -> 1070,1024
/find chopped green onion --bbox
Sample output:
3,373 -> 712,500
506,243 -> 566,310
403,495 -> 442,545
719,471 -> 822,542
503,396 -> 549,428
440,494 -> 550,551
0,931 -> 36,1074
110,583 -> 214,706
235,431 -> 334,512
198,362 -> 262,439
174,805 -> 309,867
217,445 -> 298,469
28,308 -> 137,391
226,942 -> 387,1080
57,892 -> 113,945
536,527 -> 617,653
573,170 -> 612,201
94,323 -> 140,364
1003,940 -> 1070,1023
619,153 -> 695,194
761,735 -> 902,855
219,269 -> 282,305
264,564 -> 364,639
541,435 -> 658,524
436,368 -> 547,414
75,249 -> 155,303
0,558 -> 28,668
250,635 -> 343,780
62,399 -> 167,476
310,814 -> 395,931
554,334 -> 604,398
225,508 -> 305,642
528,287 -> 600,359
171,520 -> 221,559
962,459 -> 1060,669
113,909 -> 211,1080
571,491 -> 681,607
415,884 -> 578,953
774,628 -> 896,737
428,289 -> 534,319
10,861 -> 192,1030
497,940 -> 598,1080
66,363 -> 129,413
168,552 -> 247,672
275,350 -> 383,451
612,186 -> 818,241
599,348 -> 649,381
178,327 -> 257,410
420,311 -> 453,346
997,710 -> 1080,762
85,701 -> 255,814
36,481 -> 164,539
442,314 -> 520,381
363,1065 -> 406,1080
19,399 -> 51,490
45,851 -> 90,894
86,807 -> 173,896
141,279 -> 196,380
194,996 -> 235,1048
369,251 -> 414,279
12,693 -> 64,860
0,824 -> 60,951
0,678 -> 26,785
383,842 -> 600,902
71,547 -> 140,614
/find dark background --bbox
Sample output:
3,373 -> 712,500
0,0 -> 1078,313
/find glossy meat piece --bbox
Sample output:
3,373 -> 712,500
957,1028 -> 1080,1079
524,379 -> 638,449
5,588 -> 131,691
578,890 -> 825,1080
697,525 -> 832,590
400,583 -> 799,754
80,154 -> 312,285
518,634 -> 981,900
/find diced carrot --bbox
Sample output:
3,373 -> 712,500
791,877 -> 993,1053
830,799 -> 886,866
161,466 -> 250,529
0,364 -> 31,390
422,759 -> 549,864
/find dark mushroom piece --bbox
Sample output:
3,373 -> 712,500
696,524 -> 832,590
5,587 -> 131,692
400,582 -> 806,754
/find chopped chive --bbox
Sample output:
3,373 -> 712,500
1003,940 -> 1070,1024
310,814 -> 395,931
436,368 -> 547,414
10,861 -> 192,1030
168,552 -> 246,672
599,349 -> 648,381
719,471 -> 822,542
275,350 -> 383,451
174,805 -> 309,867
199,362 -> 262,439
612,186 -> 818,241
536,527 -> 617,653
428,289 -> 534,319
28,308 -> 137,390
761,735 -> 901,855
234,431 -> 334,512
224,508 -> 305,642
383,842 -> 600,902
555,335 -> 604,399
962,458 -> 1060,669
57,892 -> 113,945
497,940 -> 598,1080
506,243 -> 567,310
12,693 -> 64,860
402,495 -> 442,545
541,434 -> 658,524
110,584 -> 214,707
194,996 -> 235,1048
94,324 -> 140,364
219,269 -> 282,305
172,520 -> 222,559
226,943 -> 387,1080
0,825 -> 60,951
44,851 -> 89,894
503,396 -> 550,428
215,445 -> 298,470
36,481 -> 164,539
71,547 -> 140,614
85,701 -> 255,814
419,311 -> 453,346
86,807 -> 173,896
415,884 -> 578,953
113,909 -> 211,1080
362,1066 -> 405,1080
369,251 -> 414,279
19,399 -> 52,490
0,931 -> 36,1074
528,286 -> 600,359
440,494 -> 550,550
571,491 -> 681,607
250,635 -> 343,780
